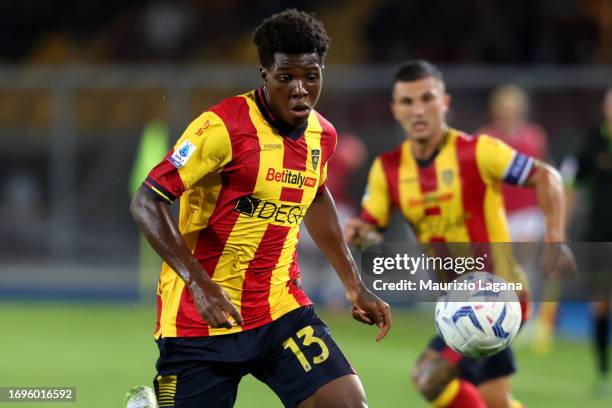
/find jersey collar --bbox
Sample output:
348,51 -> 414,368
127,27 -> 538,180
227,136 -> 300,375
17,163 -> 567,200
255,87 -> 308,141
414,130 -> 450,168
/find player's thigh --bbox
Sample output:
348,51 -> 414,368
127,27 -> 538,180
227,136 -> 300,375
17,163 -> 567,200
298,374 -> 366,408
478,376 -> 512,408
253,307 -> 357,408
476,346 -> 517,408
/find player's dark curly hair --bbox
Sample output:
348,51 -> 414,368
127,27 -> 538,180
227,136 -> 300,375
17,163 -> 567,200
253,9 -> 330,68
393,60 -> 444,85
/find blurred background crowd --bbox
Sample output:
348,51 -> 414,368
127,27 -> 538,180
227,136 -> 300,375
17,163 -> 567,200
4,0 -> 611,64
1,0 -> 611,305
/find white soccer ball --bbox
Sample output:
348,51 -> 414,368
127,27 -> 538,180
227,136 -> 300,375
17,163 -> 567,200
434,272 -> 523,358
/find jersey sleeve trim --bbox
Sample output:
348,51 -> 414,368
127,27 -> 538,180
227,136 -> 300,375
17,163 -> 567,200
144,177 -> 176,203
502,152 -> 535,186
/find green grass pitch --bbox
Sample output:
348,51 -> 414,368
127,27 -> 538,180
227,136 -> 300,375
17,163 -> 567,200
0,302 -> 609,407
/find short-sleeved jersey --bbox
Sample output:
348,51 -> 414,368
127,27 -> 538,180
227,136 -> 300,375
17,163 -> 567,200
360,129 -> 535,303
478,123 -> 547,213
145,88 -> 337,338
361,129 -> 534,242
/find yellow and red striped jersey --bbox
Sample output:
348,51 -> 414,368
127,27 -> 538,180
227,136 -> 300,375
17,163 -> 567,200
360,129 -> 534,310
361,129 -> 534,242
145,88 -> 336,338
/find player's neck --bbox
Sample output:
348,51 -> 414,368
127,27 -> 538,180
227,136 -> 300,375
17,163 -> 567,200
256,86 -> 307,140
410,129 -> 447,162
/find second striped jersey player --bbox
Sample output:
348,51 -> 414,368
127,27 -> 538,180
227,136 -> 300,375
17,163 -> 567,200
360,127 -> 533,303
344,60 -> 568,408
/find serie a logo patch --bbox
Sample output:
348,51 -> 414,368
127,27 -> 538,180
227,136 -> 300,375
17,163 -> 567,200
168,140 -> 196,168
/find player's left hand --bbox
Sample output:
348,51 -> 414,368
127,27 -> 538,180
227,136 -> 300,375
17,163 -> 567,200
347,285 -> 391,342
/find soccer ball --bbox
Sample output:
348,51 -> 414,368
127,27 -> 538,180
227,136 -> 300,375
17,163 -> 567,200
434,272 -> 522,358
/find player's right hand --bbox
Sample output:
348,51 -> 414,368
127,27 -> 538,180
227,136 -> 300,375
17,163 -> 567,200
188,279 -> 243,329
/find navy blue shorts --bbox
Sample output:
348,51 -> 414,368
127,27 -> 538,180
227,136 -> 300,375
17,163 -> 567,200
429,335 -> 516,385
154,306 -> 355,408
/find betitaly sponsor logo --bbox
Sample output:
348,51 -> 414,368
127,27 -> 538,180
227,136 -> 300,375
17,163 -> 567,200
265,168 -> 316,188
168,140 -> 196,169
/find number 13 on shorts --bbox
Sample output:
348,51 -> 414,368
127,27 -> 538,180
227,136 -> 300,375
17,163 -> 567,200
283,325 -> 330,372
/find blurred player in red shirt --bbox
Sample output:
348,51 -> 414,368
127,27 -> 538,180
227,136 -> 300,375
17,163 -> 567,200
479,85 -> 548,242
479,85 -> 556,355
327,133 -> 368,211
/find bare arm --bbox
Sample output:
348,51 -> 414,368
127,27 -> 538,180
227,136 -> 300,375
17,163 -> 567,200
129,185 -> 242,328
525,162 -> 575,276
304,187 -> 391,341
563,186 -> 577,228
525,161 -> 566,242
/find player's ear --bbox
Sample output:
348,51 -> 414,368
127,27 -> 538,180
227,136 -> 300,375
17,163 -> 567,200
443,93 -> 451,113
260,67 -> 267,83
390,100 -> 400,121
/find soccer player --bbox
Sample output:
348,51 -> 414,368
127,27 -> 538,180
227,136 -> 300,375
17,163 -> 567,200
478,85 -> 557,356
129,9 -> 391,408
478,84 -> 549,242
572,88 -> 612,394
344,60 -> 567,408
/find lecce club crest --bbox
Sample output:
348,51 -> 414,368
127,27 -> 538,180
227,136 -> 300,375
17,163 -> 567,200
311,149 -> 321,171
442,169 -> 454,186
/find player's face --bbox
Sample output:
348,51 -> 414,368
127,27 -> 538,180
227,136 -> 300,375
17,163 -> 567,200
390,76 -> 450,143
492,92 -> 527,126
261,52 -> 323,128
